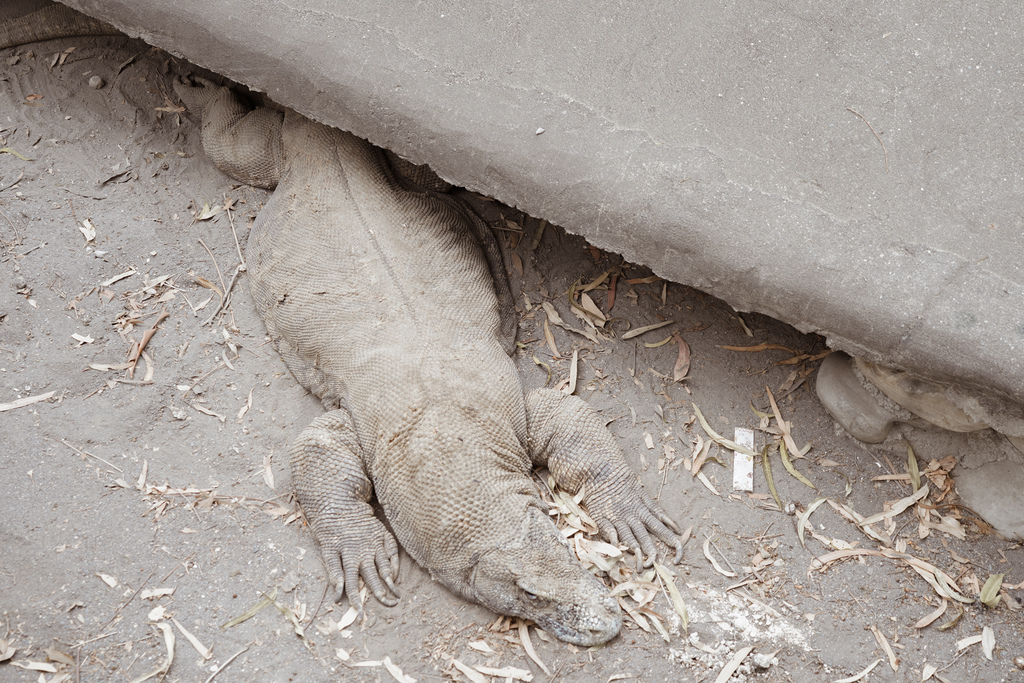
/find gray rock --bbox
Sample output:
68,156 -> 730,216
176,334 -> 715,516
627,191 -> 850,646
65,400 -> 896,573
954,461 -> 1024,541
815,353 -> 894,444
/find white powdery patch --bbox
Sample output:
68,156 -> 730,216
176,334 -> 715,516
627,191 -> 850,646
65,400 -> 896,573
683,580 -> 809,648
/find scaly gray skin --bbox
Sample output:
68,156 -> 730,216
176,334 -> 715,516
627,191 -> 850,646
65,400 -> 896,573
173,76 -> 683,646
0,0 -> 119,50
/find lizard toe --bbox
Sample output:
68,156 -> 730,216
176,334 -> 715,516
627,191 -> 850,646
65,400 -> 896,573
374,546 -> 401,599
361,558 -> 398,607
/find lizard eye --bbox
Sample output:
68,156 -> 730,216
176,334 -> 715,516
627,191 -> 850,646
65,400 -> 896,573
523,589 -> 538,600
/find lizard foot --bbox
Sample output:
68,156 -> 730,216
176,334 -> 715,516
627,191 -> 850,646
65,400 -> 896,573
315,513 -> 401,611
585,480 -> 683,569
171,74 -> 224,113
290,409 -> 401,613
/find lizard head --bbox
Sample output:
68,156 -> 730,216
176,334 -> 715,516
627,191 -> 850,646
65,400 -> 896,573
464,505 -> 622,646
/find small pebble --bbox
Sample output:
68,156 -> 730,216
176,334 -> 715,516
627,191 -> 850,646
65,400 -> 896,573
1015,655 -> 1024,669
88,75 -> 105,89
784,501 -> 797,515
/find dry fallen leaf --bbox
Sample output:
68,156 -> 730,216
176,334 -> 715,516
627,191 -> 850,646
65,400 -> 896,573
140,587 -> 175,600
191,404 -> 226,422
171,617 -> 212,660
809,548 -> 971,604
914,599 -> 947,629
0,638 -> 15,663
831,658 -> 881,683
0,391 -> 56,413
869,624 -> 899,672
517,621 -> 551,676
622,319 -> 675,340
654,562 -> 688,632
981,626 -> 995,660
43,647 -> 74,666
542,317 -> 560,358
237,387 -> 255,420
96,572 -> 118,588
10,661 -> 57,673
561,349 -> 579,396
578,291 -> 606,327
702,536 -> 737,578
382,656 -> 416,683
797,497 -> 829,548
450,658 -> 487,683
696,471 -> 719,496
956,633 -> 983,651
671,331 -> 690,382
0,146 -> 33,160
713,646 -> 754,683
980,573 -> 1004,608
263,453 -> 276,491
692,405 -> 757,456
475,665 -> 533,681
195,202 -> 222,221
625,275 -> 660,285
129,621 -> 174,683
79,218 -> 96,243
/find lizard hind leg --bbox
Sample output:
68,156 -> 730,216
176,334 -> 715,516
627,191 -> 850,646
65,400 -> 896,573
290,409 -> 400,611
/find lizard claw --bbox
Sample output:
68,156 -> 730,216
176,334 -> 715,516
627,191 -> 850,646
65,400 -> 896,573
585,481 -> 685,567
318,514 -> 401,610
172,74 -> 224,113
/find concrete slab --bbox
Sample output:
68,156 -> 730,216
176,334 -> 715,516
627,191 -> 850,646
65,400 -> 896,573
56,0 -> 1024,406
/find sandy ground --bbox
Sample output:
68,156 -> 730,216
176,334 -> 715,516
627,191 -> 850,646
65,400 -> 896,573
2,36 -> 1022,683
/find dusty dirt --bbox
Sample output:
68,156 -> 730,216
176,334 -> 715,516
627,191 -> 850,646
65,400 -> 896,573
2,36 -> 1022,683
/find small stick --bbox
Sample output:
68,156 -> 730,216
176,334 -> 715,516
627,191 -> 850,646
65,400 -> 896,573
100,572 -> 154,631
176,487 -> 205,525
0,170 -> 24,193
71,632 -> 114,648
181,361 -> 227,397
160,552 -> 197,582
204,644 -> 250,683
202,264 -> 243,326
223,195 -> 246,270
17,243 -> 44,257
67,198 -> 79,234
53,438 -> 124,473
198,237 -> 228,310
704,532 -> 740,574
0,206 -> 23,244
847,107 -> 889,172
308,581 -> 331,626
127,309 -> 169,377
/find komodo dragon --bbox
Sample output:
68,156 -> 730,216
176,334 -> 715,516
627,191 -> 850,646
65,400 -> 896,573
173,75 -> 684,646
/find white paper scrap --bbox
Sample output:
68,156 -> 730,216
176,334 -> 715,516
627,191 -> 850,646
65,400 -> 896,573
732,427 -> 755,492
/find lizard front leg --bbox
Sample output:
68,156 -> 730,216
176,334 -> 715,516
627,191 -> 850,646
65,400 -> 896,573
290,409 -> 400,610
525,388 -> 683,566
173,75 -> 284,190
